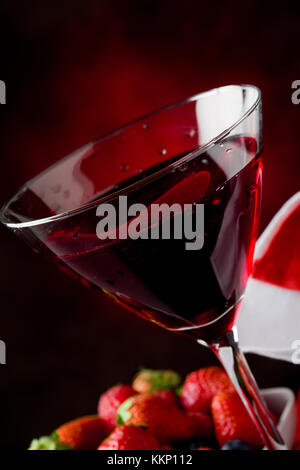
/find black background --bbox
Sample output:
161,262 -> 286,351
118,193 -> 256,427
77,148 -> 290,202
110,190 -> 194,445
0,0 -> 300,449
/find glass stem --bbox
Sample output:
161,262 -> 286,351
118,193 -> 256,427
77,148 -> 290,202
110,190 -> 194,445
201,327 -> 287,450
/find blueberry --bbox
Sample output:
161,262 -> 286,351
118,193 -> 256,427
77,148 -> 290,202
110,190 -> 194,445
221,440 -> 253,450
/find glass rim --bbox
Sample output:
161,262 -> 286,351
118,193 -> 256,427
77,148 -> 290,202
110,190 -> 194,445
0,84 -> 261,229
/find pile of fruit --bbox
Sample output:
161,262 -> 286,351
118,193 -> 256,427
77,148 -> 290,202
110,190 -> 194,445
28,366 -> 295,450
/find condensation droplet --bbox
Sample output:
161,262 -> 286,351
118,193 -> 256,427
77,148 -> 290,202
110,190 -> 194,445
185,128 -> 196,138
219,142 -> 224,147
134,167 -> 143,174
158,148 -> 167,156
142,123 -> 151,130
120,163 -> 129,172
202,158 -> 208,164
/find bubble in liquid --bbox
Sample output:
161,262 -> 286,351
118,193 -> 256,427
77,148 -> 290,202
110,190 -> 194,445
202,158 -> 208,164
185,128 -> 196,138
158,148 -> 167,156
120,163 -> 129,172
142,123 -> 151,130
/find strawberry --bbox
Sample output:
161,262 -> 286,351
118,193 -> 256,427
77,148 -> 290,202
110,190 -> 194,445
186,411 -> 213,438
180,366 -> 234,413
133,369 -> 181,393
56,415 -> 107,450
117,393 -> 211,443
29,416 -> 107,450
98,384 -> 136,432
133,370 -> 179,405
153,389 -> 178,406
98,425 -> 161,450
211,391 -> 264,448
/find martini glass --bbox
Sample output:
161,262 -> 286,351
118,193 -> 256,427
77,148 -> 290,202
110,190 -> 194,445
0,85 -> 286,449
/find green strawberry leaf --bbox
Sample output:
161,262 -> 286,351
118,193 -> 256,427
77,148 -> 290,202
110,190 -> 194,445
28,433 -> 72,450
116,396 -> 135,425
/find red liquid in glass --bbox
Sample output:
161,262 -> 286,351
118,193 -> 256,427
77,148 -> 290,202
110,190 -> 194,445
11,136 -> 262,342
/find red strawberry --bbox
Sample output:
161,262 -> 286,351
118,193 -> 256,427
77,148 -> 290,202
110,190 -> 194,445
29,416 -> 107,450
211,391 -> 264,448
181,366 -> 234,413
153,389 -> 178,406
117,393 -> 211,443
133,369 -> 181,393
98,384 -> 136,432
98,425 -> 161,450
187,411 -> 213,438
56,415 -> 107,450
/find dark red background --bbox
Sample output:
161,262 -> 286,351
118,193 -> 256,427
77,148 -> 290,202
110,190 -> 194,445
0,0 -> 299,449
